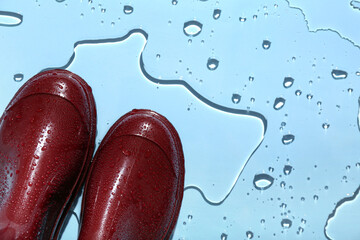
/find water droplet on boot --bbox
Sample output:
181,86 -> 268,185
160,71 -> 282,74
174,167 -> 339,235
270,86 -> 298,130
207,58 -> 219,70
183,20 -> 203,37
262,40 -> 271,49
213,9 -> 221,19
331,69 -> 348,79
283,77 -> 294,88
13,73 -> 24,82
123,5 -> 134,14
282,134 -> 295,145
273,97 -> 285,110
253,173 -> 274,190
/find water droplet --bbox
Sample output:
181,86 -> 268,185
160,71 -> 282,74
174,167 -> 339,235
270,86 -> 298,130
331,69 -> 348,79
239,17 -> 247,22
313,195 -> 319,201
250,98 -> 255,103
317,101 -> 322,106
260,219 -> 265,224
101,8 -> 106,13
301,218 -> 307,224
282,134 -> 295,145
213,9 -> 221,19
183,20 -> 203,37
322,123 -> 330,129
156,54 -> 161,59
188,215 -> 193,220
356,162 -> 360,168
262,40 -> 271,49
123,5 -> 133,14
273,97 -> 286,110
13,73 -> 24,82
280,203 -> 287,209
301,197 -> 305,202
246,231 -> 254,239
221,233 -> 228,240
268,167 -> 274,172
346,165 -> 351,171
231,94 -> 241,104
172,0 -> 178,5
295,90 -> 302,96
306,94 -> 313,100
207,58 -> 219,70
253,15 -> 258,19
249,76 -> 254,82
283,77 -> 294,88
348,88 -> 353,93
356,71 -> 360,76
280,181 -> 286,188
253,173 -> 274,190
283,165 -> 293,175
281,219 -> 292,228
0,11 -> 23,26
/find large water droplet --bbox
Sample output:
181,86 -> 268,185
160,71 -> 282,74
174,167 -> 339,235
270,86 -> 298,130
246,231 -> 254,239
13,73 -> 24,82
213,9 -> 221,19
0,11 -> 23,26
331,69 -> 348,79
231,94 -> 241,104
183,20 -> 203,37
262,40 -> 271,49
283,77 -> 294,88
273,97 -> 285,110
207,58 -> 219,70
123,5 -> 134,14
283,165 -> 293,175
253,173 -> 274,190
281,219 -> 292,228
282,134 -> 295,145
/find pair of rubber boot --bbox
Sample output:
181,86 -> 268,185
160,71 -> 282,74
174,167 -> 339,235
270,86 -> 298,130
0,69 -> 185,240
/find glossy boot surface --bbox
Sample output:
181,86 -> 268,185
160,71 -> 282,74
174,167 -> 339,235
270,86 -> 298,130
79,109 -> 185,240
0,69 -> 96,239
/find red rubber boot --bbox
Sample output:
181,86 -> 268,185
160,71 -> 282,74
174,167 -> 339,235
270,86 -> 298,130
78,109 -> 185,240
0,69 -> 97,239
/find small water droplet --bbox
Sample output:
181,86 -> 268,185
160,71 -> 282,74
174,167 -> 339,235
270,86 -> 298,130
331,69 -> 348,79
281,219 -> 292,228
282,134 -> 295,145
249,76 -> 254,82
356,71 -> 360,76
172,0 -> 178,5
317,101 -> 322,106
253,15 -> 258,19
346,165 -> 351,171
250,98 -> 255,103
156,54 -> 161,59
313,195 -> 319,201
239,17 -> 247,22
183,20 -> 203,37
297,227 -> 304,234
246,231 -> 254,239
322,123 -> 330,129
273,97 -> 285,110
280,203 -> 287,209
295,90 -> 302,96
123,5 -> 134,14
348,88 -> 353,93
268,167 -> 274,172
13,73 -> 24,82
280,181 -> 286,188
207,58 -> 219,70
356,162 -> 360,168
253,173 -> 274,190
232,94 -> 241,104
301,218 -> 307,224
221,233 -> 228,240
188,215 -> 193,220
262,40 -> 271,49
101,8 -> 106,13
301,197 -> 305,202
213,9 -> 221,19
260,219 -> 265,224
306,94 -> 313,100
283,165 -> 293,175
283,77 -> 294,88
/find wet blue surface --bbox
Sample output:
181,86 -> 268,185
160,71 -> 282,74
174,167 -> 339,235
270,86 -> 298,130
0,1 -> 359,239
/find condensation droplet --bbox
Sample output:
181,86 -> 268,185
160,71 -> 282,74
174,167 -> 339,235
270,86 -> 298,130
283,77 -> 294,88
207,58 -> 219,70
239,17 -> 247,22
295,90 -> 302,96
123,5 -> 134,14
183,20 -> 203,37
273,97 -> 285,110
283,165 -> 293,175
281,219 -> 292,228
13,73 -> 24,82
232,94 -> 241,104
172,0 -> 178,5
331,69 -> 348,79
253,173 -> 274,190
282,134 -> 295,145
262,40 -> 271,49
306,94 -> 313,100
221,233 -> 228,240
348,88 -> 353,93
246,231 -> 254,239
213,9 -> 221,19
313,195 -> 319,201
322,123 -> 330,129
